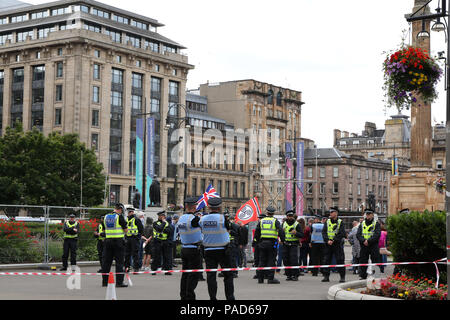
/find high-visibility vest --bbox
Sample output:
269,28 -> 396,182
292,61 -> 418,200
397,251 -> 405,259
104,213 -> 124,239
126,216 -> 138,237
327,219 -> 342,241
64,221 -> 79,239
153,221 -> 169,241
260,217 -> 278,239
283,221 -> 299,242
98,223 -> 105,241
362,220 -> 376,240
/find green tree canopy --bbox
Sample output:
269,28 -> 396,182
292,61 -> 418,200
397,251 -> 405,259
0,124 -> 106,206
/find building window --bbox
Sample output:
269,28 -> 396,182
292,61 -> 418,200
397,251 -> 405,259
191,178 -> 197,195
56,62 -> 63,78
92,109 -> 99,127
116,55 -> 122,63
92,86 -> 100,103
241,182 -> 246,198
436,159 -> 443,169
320,167 -> 325,178
57,48 -> 63,56
349,183 -> 353,195
333,167 -> 339,178
306,183 -> 313,195
276,91 -> 283,106
357,168 -> 361,179
55,85 -> 63,102
225,181 -> 230,197
36,51 -> 41,59
54,108 -> 62,126
333,182 -> 339,194
267,89 -> 274,105
365,169 -> 369,180
357,184 -> 361,196
320,182 -> 325,194
94,49 -> 100,58
93,64 -> 101,80
91,133 -> 99,151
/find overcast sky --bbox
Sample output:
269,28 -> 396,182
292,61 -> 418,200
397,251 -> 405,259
28,0 -> 449,147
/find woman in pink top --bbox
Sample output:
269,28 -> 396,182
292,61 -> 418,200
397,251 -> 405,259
378,222 -> 388,273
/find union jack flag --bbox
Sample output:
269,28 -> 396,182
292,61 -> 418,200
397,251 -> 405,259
196,184 -> 220,211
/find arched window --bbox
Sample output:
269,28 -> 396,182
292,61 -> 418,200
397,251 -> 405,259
267,89 -> 274,105
276,91 -> 283,106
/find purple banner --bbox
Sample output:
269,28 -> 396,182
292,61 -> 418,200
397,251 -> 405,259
296,142 -> 304,216
285,142 -> 293,211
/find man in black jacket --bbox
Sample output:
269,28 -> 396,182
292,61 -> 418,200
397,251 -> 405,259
124,207 -> 144,272
321,207 -> 346,283
356,209 -> 381,280
237,220 -> 249,268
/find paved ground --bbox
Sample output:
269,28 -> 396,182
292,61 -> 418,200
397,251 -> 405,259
0,246 -> 393,300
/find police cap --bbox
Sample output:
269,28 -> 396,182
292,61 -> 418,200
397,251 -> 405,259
184,196 -> 198,205
266,206 -> 276,214
69,213 -> 76,218
329,207 -> 339,214
207,197 -> 222,207
364,209 -> 374,215
157,211 -> 166,216
285,210 -> 295,216
127,207 -> 136,212
115,203 -> 125,211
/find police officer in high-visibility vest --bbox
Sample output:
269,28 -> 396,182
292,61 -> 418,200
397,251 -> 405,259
309,215 -> 325,277
254,206 -> 285,284
199,197 -> 235,300
60,214 -> 79,271
151,211 -> 172,274
178,196 -> 203,300
281,210 -> 304,281
101,203 -> 128,287
322,207 -> 346,283
124,207 -> 144,272
94,215 -> 105,273
356,209 -> 381,280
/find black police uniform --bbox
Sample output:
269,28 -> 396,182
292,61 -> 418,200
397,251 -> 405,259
322,209 -> 346,282
124,209 -> 144,272
252,214 -> 266,279
101,205 -> 128,287
61,215 -> 79,271
282,211 -> 304,280
151,212 -> 172,273
178,197 -> 203,300
356,212 -> 381,279
254,207 -> 285,284
94,218 -> 105,272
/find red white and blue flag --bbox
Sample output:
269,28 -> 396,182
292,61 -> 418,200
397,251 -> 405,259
196,184 -> 220,211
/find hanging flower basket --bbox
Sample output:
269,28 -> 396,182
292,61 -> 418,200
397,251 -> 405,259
382,46 -> 443,111
434,177 -> 446,193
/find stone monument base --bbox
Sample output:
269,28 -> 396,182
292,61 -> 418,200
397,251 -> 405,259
143,206 -> 164,221
389,168 -> 445,214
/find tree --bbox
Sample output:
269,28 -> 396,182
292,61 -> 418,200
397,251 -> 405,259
0,124 -> 106,206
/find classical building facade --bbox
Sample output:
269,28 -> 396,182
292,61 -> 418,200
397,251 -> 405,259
303,147 -> 405,215
198,80 -> 305,211
0,0 -> 194,207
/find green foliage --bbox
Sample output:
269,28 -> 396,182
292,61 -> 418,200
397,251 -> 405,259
386,210 -> 446,281
0,125 -> 106,206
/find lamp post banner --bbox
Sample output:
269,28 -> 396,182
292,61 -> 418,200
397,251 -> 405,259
135,118 -> 144,210
296,141 -> 304,216
146,117 -> 155,208
285,142 -> 293,211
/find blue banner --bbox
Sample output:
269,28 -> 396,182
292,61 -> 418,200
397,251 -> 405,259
136,118 -> 144,210
146,117 -> 155,208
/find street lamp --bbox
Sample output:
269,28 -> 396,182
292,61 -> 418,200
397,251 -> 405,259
406,0 -> 449,299
164,103 -> 190,206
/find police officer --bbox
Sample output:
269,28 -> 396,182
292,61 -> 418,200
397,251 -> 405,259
254,206 -> 285,284
199,197 -> 235,300
151,211 -> 172,274
178,196 -> 203,300
282,210 -> 303,281
357,209 -> 381,280
94,215 -> 105,273
124,207 -> 144,272
61,214 -> 79,271
309,215 -> 325,277
322,207 -> 346,283
252,212 -> 265,280
101,203 -> 128,287
221,214 -> 240,278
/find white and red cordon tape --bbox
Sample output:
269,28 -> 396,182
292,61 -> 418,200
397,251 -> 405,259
0,258 -> 447,277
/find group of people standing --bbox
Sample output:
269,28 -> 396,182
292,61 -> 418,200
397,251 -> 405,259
59,200 -> 386,300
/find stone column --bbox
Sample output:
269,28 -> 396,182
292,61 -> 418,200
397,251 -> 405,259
410,0 -> 432,169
